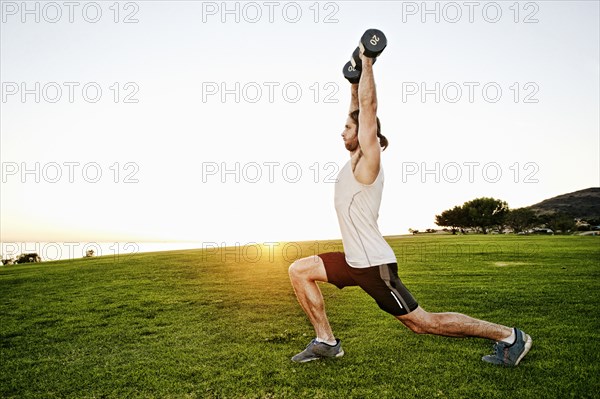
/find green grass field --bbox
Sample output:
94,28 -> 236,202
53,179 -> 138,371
1,235 -> 599,398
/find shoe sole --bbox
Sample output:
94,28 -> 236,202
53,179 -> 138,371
514,334 -> 532,366
292,349 -> 345,363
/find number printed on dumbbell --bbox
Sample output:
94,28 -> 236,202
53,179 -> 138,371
343,61 -> 361,84
359,29 -> 387,58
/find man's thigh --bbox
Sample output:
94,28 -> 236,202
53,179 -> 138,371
353,264 -> 419,316
293,255 -> 329,282
318,252 -> 358,288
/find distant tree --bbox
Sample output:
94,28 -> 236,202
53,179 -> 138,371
85,249 -> 95,257
586,217 -> 600,226
408,228 -> 419,235
539,212 -> 575,234
16,253 -> 41,264
462,197 -> 509,234
506,208 -> 538,233
576,224 -> 591,231
494,217 -> 508,234
436,197 -> 509,234
435,205 -> 468,234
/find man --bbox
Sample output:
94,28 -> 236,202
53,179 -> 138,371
288,48 -> 532,366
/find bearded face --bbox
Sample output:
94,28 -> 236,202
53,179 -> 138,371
344,134 -> 359,152
342,117 -> 359,152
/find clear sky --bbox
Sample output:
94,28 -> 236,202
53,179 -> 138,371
1,1 -> 599,247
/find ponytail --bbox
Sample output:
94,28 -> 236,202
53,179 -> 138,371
348,110 -> 388,151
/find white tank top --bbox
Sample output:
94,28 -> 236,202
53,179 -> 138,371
334,160 -> 397,268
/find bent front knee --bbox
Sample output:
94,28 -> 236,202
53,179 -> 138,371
289,256 -> 323,282
288,261 -> 299,278
288,260 -> 307,280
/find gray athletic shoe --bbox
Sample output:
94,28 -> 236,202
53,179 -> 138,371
482,328 -> 533,367
291,338 -> 344,363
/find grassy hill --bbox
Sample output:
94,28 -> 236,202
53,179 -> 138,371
527,187 -> 600,219
1,235 -> 599,398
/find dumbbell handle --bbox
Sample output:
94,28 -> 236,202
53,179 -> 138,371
350,47 -> 377,70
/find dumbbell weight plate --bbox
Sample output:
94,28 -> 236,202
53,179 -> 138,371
342,61 -> 361,84
358,29 -> 387,58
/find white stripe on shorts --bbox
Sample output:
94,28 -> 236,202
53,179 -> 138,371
390,291 -> 404,309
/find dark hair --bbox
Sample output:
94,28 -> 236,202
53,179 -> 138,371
348,110 -> 388,151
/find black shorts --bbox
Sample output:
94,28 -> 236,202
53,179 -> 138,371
319,252 -> 418,316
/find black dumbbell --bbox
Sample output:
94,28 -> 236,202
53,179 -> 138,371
343,61 -> 361,84
343,28 -> 387,83
359,28 -> 387,58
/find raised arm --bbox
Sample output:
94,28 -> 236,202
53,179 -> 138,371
349,83 -> 359,114
357,54 -> 381,174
